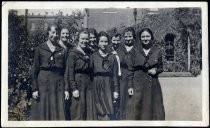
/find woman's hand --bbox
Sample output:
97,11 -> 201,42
113,92 -> 119,99
32,91 -> 39,99
72,90 -> 79,98
128,88 -> 134,96
64,91 -> 70,100
148,68 -> 157,75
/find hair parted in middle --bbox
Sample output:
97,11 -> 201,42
123,27 -> 136,39
138,28 -> 154,41
97,31 -> 110,44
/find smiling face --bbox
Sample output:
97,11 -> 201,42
124,31 -> 134,46
98,36 -> 109,52
141,31 -> 152,45
89,33 -> 97,46
48,26 -> 58,43
111,36 -> 121,50
78,33 -> 89,49
60,28 -> 69,43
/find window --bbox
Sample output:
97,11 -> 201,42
30,22 -> 35,30
165,33 -> 175,61
44,23 -> 48,30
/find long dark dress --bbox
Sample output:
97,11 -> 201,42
62,42 -> 75,120
84,46 -> 98,120
125,43 -> 165,120
90,51 -> 119,120
30,42 -> 66,120
64,47 -> 91,120
115,44 -> 135,120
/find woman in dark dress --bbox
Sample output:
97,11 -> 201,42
84,28 -> 99,120
90,31 -> 119,120
64,29 -> 91,120
30,24 -> 67,120
58,26 -> 75,120
125,28 -> 165,120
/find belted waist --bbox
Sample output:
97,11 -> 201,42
40,67 -> 64,73
75,70 -> 90,74
94,72 -> 112,76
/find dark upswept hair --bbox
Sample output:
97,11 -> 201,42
111,33 -> 121,39
88,28 -> 98,37
47,23 -> 59,36
97,31 -> 110,44
138,28 -> 154,41
123,27 -> 136,39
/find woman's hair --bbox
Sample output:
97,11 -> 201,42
97,31 -> 110,44
123,27 -> 136,39
47,23 -> 58,36
111,33 -> 121,39
138,28 -> 154,41
88,28 -> 98,37
58,26 -> 69,39
74,28 -> 89,44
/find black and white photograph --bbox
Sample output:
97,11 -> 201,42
1,1 -> 209,127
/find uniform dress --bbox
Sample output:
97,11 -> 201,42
30,42 -> 66,120
90,51 -> 119,120
64,47 -> 91,120
59,41 -> 75,120
125,43 -> 165,120
115,44 -> 135,120
84,46 -> 98,120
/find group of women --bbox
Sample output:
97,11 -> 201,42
30,23 -> 165,121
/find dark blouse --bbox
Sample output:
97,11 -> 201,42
126,44 -> 163,88
32,42 -> 66,91
90,51 -> 119,92
64,47 -> 90,91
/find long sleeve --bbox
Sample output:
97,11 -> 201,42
112,57 -> 119,93
32,47 -> 40,92
89,55 -> 94,81
156,50 -> 163,75
126,53 -> 135,89
64,52 -> 70,91
68,53 -> 77,91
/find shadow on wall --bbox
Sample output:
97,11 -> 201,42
160,74 -> 202,120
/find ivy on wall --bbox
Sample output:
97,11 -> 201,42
107,8 -> 202,76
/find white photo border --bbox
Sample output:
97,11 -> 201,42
1,1 -> 209,127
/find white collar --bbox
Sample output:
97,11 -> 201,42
125,45 -> 133,52
99,49 -> 108,57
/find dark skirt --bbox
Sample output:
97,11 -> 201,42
70,73 -> 91,120
30,70 -> 65,120
92,75 -> 114,120
125,70 -> 165,120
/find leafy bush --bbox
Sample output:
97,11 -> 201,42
8,10 -> 83,120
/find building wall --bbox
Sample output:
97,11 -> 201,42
87,8 -> 138,32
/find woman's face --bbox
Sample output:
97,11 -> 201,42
124,31 -> 134,45
89,33 -> 97,46
111,36 -> 121,50
98,36 -> 109,52
141,31 -> 152,45
48,26 -> 58,43
78,33 -> 89,49
60,28 -> 69,42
